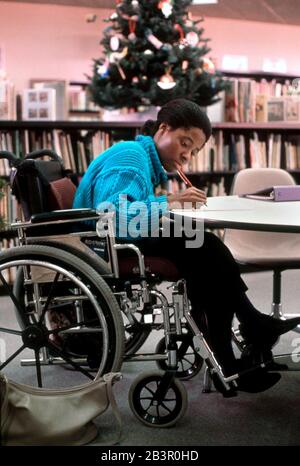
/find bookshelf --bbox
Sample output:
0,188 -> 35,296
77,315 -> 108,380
0,119 -> 299,222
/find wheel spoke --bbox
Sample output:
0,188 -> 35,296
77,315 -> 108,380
47,341 -> 94,379
38,272 -> 60,324
160,401 -> 173,414
182,355 -> 194,364
35,350 -> 43,387
0,327 -> 22,336
144,385 -> 156,397
0,344 -> 26,369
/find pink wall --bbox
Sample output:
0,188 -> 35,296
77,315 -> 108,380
0,1 -> 300,93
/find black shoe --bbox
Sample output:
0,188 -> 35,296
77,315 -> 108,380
239,315 -> 300,348
236,367 -> 281,393
212,362 -> 281,396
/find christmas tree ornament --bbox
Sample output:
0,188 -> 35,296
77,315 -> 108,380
182,60 -> 188,71
117,64 -> 126,80
174,24 -> 185,42
128,18 -> 137,41
158,0 -> 173,18
186,31 -> 199,47
132,76 -> 139,83
144,49 -> 154,56
145,29 -> 163,49
131,0 -> 139,10
202,57 -> 215,74
157,68 -> 176,90
109,47 -> 128,64
110,12 -> 118,20
110,36 -> 120,51
97,60 -> 109,78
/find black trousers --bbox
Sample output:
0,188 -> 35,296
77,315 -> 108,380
131,232 -> 250,373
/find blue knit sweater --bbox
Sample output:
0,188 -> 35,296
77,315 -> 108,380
73,135 -> 169,240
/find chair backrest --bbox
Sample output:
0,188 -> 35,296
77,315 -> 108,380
11,158 -> 76,221
224,168 -> 297,263
229,168 -> 295,196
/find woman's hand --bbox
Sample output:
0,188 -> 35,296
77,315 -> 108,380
167,187 -> 207,209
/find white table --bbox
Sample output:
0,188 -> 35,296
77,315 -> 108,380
172,195 -> 300,233
173,195 -> 300,370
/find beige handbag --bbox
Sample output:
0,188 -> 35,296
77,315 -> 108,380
0,372 -> 122,446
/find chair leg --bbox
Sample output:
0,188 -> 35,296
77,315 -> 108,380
271,269 -> 300,334
271,270 -> 284,319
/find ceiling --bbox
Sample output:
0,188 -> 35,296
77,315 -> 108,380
2,0 -> 300,26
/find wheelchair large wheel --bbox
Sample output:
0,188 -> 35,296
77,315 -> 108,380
128,370 -> 187,427
155,334 -> 203,380
0,245 -> 124,388
27,238 -> 152,356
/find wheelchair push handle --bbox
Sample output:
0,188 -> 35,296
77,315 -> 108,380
0,150 -> 21,168
25,149 -> 64,166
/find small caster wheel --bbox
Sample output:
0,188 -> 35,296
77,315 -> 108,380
155,336 -> 203,380
128,371 -> 188,427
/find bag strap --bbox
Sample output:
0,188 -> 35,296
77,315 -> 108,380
0,373 -> 9,446
102,372 -> 123,445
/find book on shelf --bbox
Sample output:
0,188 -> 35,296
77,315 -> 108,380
241,185 -> 300,202
255,94 -> 268,122
267,97 -> 285,122
285,98 -> 300,121
224,76 -> 300,123
0,78 -> 15,120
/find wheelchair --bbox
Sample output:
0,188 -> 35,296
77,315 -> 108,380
0,149 -> 298,428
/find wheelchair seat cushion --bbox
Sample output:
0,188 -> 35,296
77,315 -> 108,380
118,256 -> 180,282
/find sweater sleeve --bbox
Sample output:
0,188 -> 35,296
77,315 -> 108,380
93,166 -> 168,240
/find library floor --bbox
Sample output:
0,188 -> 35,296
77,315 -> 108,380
2,270 -> 300,446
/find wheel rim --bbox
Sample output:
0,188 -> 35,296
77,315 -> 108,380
131,375 -> 184,426
0,259 -> 109,388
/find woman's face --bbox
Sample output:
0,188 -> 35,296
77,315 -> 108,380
154,124 -> 207,172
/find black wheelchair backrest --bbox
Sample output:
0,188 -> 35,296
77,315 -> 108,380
10,150 -> 77,221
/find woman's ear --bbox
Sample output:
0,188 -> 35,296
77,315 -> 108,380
158,123 -> 169,133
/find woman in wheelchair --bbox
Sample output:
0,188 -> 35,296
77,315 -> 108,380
74,98 -> 300,394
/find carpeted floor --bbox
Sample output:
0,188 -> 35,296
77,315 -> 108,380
1,270 -> 300,446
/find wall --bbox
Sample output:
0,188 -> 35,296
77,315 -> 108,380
0,1 -> 300,93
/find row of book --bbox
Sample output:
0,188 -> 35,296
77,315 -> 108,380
0,184 -> 20,225
225,78 -> 300,123
1,128 -> 300,177
0,78 -> 16,120
187,131 -> 300,172
157,177 -> 227,198
68,84 -> 99,112
0,129 -> 116,175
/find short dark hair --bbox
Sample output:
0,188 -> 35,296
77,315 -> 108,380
141,98 -> 212,142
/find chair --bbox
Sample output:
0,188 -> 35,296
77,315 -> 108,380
224,168 -> 300,325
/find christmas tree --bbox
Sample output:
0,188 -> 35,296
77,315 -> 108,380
88,0 -> 227,110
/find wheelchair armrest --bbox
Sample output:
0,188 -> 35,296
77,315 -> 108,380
30,208 -> 99,224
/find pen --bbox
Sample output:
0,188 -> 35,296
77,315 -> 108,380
176,169 -> 208,207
